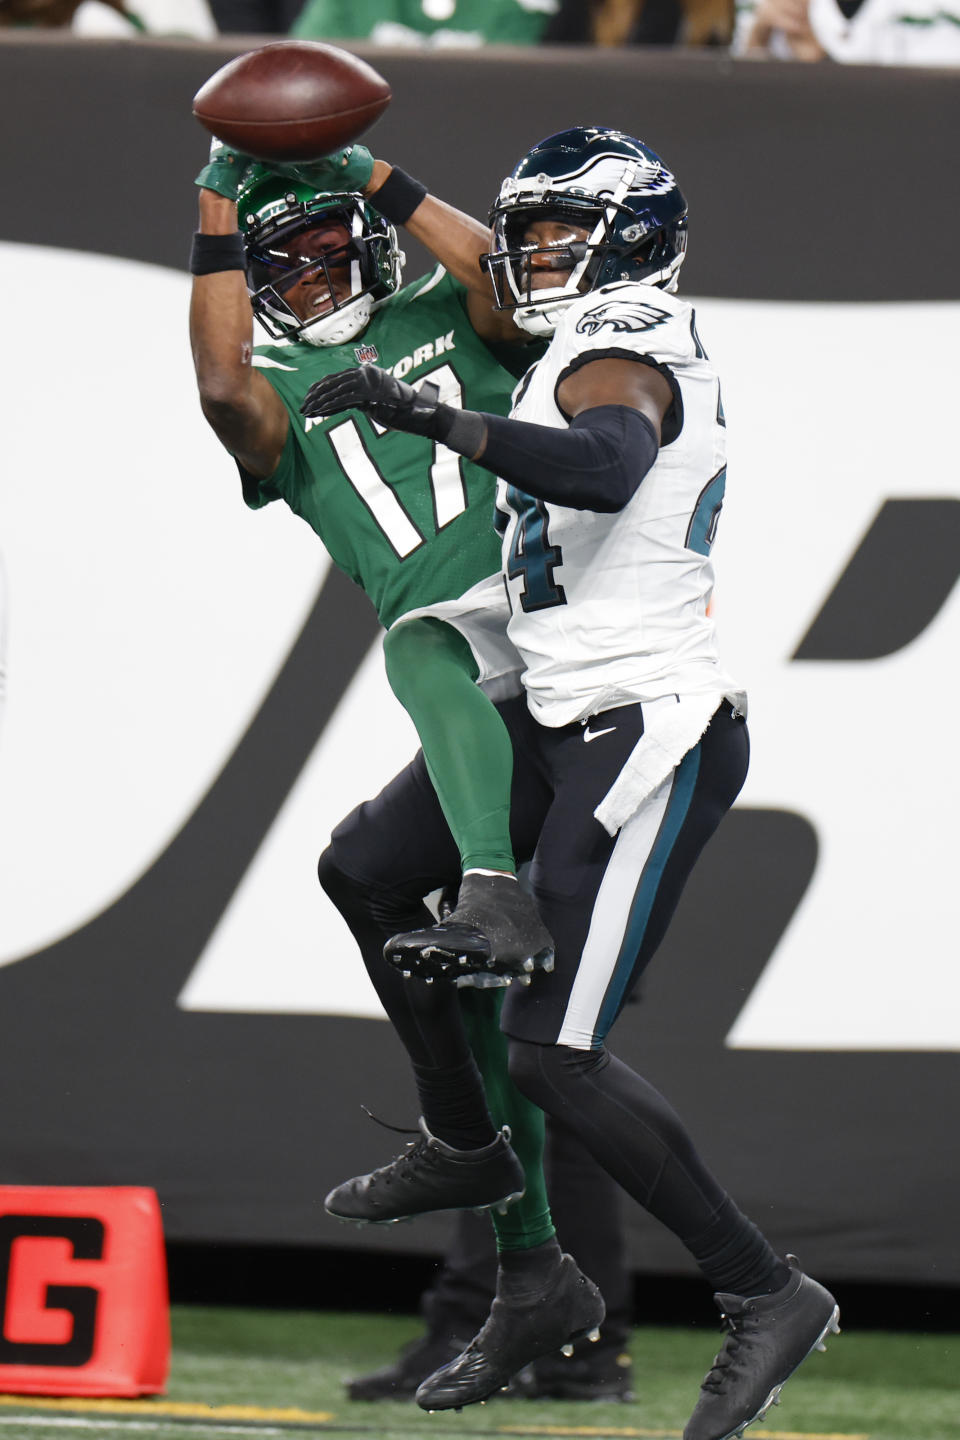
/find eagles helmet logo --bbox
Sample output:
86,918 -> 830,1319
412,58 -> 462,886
576,299 -> 672,337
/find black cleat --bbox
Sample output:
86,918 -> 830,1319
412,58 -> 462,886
415,1254 -> 606,1411
324,1118 -> 525,1226
511,1334 -> 635,1401
384,873 -> 555,981
683,1255 -> 841,1440
346,1332 -> 471,1401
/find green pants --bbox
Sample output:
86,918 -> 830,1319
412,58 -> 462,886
384,616 -> 515,874
460,988 -> 555,1251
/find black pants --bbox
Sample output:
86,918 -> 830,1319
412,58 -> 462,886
323,698 -> 784,1297
326,695 -> 748,1046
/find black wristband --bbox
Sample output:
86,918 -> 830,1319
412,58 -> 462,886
432,405 -> 486,459
368,167 -> 428,226
189,231 -> 246,276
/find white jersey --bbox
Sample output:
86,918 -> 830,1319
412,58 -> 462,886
496,283 -> 742,729
808,0 -> 960,64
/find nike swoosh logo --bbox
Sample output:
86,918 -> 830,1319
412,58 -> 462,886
583,725 -> 617,743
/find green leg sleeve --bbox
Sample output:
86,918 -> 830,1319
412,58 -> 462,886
459,988 -> 556,1252
383,616 -> 515,874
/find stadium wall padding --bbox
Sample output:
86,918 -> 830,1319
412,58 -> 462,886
0,36 -> 958,1289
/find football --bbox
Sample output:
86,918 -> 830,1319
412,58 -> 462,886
192,41 -> 391,162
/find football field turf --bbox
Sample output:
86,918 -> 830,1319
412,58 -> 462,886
0,1307 -> 956,1440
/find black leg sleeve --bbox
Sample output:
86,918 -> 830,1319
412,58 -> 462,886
318,846 -> 470,1071
318,845 -> 497,1147
508,1040 -> 784,1298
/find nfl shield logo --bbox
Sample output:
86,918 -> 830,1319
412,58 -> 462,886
354,343 -> 379,364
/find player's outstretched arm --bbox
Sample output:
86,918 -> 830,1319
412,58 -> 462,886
363,160 -> 520,345
189,185 -> 288,480
300,358 -> 672,511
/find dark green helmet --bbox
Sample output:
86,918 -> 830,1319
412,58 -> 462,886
237,165 -> 404,346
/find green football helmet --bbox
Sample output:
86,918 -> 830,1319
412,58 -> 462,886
237,165 -> 404,347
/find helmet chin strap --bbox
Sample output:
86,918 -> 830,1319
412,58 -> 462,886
513,305 -> 562,338
299,293 -> 374,347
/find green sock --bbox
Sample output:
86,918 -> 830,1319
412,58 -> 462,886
383,617 -> 515,874
459,988 -> 556,1251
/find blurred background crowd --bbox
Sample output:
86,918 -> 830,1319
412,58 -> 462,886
2,0 -> 959,68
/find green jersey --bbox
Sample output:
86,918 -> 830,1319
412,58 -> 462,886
291,0 -> 553,46
243,269 -> 529,630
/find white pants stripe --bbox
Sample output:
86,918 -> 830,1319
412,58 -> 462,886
556,772 -> 674,1050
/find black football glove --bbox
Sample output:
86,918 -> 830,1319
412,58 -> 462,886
300,365 -> 448,436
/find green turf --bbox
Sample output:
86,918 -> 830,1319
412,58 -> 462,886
0,1306 -> 957,1440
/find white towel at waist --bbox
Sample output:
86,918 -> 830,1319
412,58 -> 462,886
594,688 -> 747,836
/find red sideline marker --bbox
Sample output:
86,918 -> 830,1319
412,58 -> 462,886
0,1186 -> 169,1396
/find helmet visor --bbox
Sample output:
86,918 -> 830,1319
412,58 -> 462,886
244,200 -> 398,342
249,212 -> 364,314
482,201 -> 605,311
249,235 -> 361,294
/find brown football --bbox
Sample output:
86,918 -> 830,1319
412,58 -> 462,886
192,42 -> 391,162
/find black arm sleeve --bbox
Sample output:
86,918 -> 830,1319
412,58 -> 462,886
441,403 -> 659,513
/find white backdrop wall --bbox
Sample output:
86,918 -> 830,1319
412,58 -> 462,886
2,249 -> 958,1049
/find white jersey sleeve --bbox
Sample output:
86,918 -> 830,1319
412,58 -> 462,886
496,282 -> 743,728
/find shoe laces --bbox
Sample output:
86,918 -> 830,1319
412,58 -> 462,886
383,1136 -> 444,1186
701,1307 -> 758,1394
360,1103 -> 418,1137
359,1107 -> 440,1188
